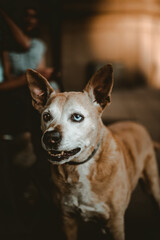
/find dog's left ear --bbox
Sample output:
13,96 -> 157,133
26,69 -> 54,112
84,64 -> 113,109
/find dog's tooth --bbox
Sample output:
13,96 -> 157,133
62,151 -> 64,155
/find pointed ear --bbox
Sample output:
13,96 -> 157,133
26,69 -> 54,112
84,64 -> 113,109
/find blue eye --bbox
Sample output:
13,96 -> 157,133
71,113 -> 84,122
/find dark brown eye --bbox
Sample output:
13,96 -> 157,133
43,112 -> 52,122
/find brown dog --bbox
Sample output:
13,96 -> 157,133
26,65 -> 160,240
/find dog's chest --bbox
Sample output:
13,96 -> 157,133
62,163 -> 109,221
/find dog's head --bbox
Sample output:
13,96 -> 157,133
26,65 -> 113,164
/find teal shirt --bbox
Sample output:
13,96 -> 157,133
0,59 -> 3,82
8,39 -> 46,76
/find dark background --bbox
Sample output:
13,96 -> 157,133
0,0 -> 160,239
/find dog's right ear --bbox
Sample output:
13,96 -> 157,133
84,64 -> 113,110
26,69 -> 54,112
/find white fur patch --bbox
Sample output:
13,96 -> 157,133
62,157 -> 110,221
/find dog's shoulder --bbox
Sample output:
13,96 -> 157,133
107,121 -> 151,147
108,121 -> 145,133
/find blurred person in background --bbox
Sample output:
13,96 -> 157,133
0,7 -> 60,136
0,7 -> 61,222
0,6 -> 59,91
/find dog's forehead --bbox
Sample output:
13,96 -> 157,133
47,91 -> 92,111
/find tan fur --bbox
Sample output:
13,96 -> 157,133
26,65 -> 160,240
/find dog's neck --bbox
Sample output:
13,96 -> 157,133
50,127 -> 119,190
50,131 -> 104,182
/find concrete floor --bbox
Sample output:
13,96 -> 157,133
0,87 -> 160,240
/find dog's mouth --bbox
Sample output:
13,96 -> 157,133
47,148 -> 81,162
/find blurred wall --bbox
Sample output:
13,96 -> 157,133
61,0 -> 160,90
1,0 -> 160,90
0,0 -> 59,69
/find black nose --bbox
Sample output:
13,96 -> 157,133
43,130 -> 62,147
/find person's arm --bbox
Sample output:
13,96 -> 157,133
0,75 -> 26,90
37,57 -> 61,92
37,56 -> 55,79
0,8 -> 30,50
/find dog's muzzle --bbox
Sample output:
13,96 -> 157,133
42,130 -> 81,163
47,148 -> 81,162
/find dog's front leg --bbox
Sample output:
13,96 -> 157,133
107,213 -> 125,240
62,215 -> 78,240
